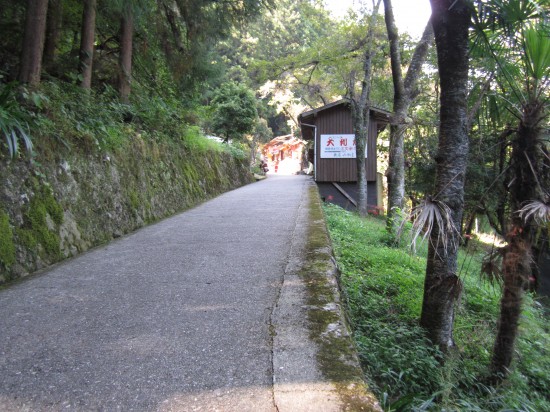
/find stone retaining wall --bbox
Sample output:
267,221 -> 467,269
0,137 -> 253,283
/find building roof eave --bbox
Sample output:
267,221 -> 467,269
298,99 -> 391,124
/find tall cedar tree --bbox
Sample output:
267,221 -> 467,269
19,0 -> 49,85
79,0 -> 97,89
383,0 -> 433,235
420,0 -> 471,351
43,0 -> 62,70
118,5 -> 133,103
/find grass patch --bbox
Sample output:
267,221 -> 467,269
324,204 -> 549,411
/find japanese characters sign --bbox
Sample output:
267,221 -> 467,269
320,134 -> 364,158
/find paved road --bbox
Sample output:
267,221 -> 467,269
0,175 -> 355,411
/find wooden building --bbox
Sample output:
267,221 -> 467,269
298,99 -> 390,211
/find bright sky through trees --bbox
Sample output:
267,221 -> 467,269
324,0 -> 432,39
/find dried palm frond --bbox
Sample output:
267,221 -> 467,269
398,198 -> 459,256
481,247 -> 505,286
518,199 -> 550,225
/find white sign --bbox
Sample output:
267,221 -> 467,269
320,134 -> 365,158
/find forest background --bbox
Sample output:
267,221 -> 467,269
1,0 -> 549,410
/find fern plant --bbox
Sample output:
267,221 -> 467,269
0,82 -> 32,158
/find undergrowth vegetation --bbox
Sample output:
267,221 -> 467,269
0,80 -> 246,159
324,204 -> 549,411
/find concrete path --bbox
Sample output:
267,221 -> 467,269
0,175 -> 378,411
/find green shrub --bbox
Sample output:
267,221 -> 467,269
223,142 -> 248,160
181,125 -> 222,153
3,79 -> 246,165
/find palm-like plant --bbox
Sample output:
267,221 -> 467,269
473,0 -> 549,381
519,198 -> 550,225
0,83 -> 32,158
398,197 -> 459,256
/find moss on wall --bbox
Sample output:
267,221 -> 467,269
19,185 -> 64,262
0,210 -> 16,269
299,185 -> 382,411
0,134 -> 253,283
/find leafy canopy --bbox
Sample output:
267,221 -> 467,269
211,82 -> 258,141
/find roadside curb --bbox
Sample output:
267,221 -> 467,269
272,178 -> 381,411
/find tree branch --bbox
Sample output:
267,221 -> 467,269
404,20 -> 434,96
383,0 -> 405,104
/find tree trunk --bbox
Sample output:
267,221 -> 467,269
491,100 -> 547,380
420,0 -> 471,352
384,0 -> 434,236
355,122 -> 369,216
350,0 -> 381,217
463,209 -> 477,247
79,0 -> 97,89
19,0 -> 49,85
497,129 -> 511,235
118,9 -> 134,103
43,0 -> 62,71
162,0 -> 185,52
490,232 -> 529,379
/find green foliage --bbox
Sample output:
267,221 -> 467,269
324,204 -> 550,411
253,117 -> 273,144
249,4 -> 392,113
24,81 -> 239,161
181,125 -> 223,153
210,82 -> 258,141
0,210 -> 16,268
223,141 -> 248,160
523,25 -> 550,87
34,82 -> 128,150
0,82 -> 32,157
472,0 -> 549,104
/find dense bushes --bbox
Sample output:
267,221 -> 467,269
0,79 -> 250,160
